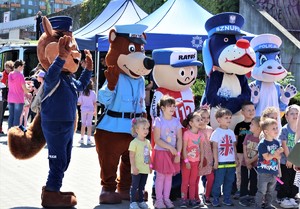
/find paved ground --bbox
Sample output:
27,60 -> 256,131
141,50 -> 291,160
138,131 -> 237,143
0,117 -> 296,209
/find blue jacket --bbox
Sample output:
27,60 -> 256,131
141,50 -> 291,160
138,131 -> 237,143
41,56 -> 92,121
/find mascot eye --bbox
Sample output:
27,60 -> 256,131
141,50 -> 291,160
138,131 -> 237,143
140,45 -> 145,52
128,44 -> 136,53
190,69 -> 195,76
178,69 -> 185,77
224,38 -> 229,42
259,55 -> 268,65
275,54 -> 281,63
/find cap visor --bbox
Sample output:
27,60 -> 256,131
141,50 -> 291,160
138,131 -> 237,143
129,37 -> 147,44
215,30 -> 246,35
171,60 -> 202,67
256,48 -> 280,53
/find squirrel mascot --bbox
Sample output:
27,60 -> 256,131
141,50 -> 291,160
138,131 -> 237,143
94,24 -> 154,204
201,12 -> 256,130
7,16 -> 93,208
249,34 -> 297,127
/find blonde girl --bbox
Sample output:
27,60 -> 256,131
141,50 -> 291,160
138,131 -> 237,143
128,117 -> 151,209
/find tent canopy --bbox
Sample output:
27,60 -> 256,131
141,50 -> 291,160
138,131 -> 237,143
97,0 -> 255,51
74,0 -> 148,51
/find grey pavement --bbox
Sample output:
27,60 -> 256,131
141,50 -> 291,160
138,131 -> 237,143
0,117 -> 292,209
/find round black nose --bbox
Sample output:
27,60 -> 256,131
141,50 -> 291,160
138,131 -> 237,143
143,58 -> 155,70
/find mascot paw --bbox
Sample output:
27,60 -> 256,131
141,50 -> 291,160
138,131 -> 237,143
280,84 -> 297,105
249,83 -> 260,104
84,49 -> 93,71
104,65 -> 120,91
99,189 -> 122,204
41,190 -> 77,208
41,186 -> 76,199
8,112 -> 46,159
58,35 -> 72,60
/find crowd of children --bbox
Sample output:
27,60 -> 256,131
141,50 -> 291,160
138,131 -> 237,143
128,94 -> 300,209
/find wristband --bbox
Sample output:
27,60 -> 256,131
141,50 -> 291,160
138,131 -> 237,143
184,159 -> 189,163
149,164 -> 153,168
177,152 -> 181,156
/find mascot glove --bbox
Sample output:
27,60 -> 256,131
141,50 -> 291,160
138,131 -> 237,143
84,50 -> 93,71
58,35 -> 72,60
280,84 -> 297,105
249,83 -> 260,104
104,65 -> 120,91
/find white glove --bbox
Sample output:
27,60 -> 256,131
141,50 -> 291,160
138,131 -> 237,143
249,83 -> 260,104
280,84 -> 297,105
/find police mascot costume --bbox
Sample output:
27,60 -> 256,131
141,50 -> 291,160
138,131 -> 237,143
150,48 -> 202,200
249,34 -> 297,123
201,12 -> 256,130
7,16 -> 93,208
94,24 -> 154,204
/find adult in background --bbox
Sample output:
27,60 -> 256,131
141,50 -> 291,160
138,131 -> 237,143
8,60 -> 31,129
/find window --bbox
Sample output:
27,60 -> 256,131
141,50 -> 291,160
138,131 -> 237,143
28,8 -> 33,14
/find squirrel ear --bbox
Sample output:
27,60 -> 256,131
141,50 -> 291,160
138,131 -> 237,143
109,29 -> 117,43
42,16 -> 53,37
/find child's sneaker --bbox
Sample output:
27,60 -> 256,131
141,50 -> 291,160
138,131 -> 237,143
179,199 -> 188,208
289,198 -> 298,207
222,198 -> 234,206
164,199 -> 175,208
87,139 -> 93,145
280,198 -> 294,208
212,197 -> 220,207
239,198 -> 250,207
78,138 -> 84,144
203,196 -> 212,205
189,199 -> 199,208
154,199 -> 166,209
233,190 -> 240,199
138,201 -> 149,209
129,202 -> 140,209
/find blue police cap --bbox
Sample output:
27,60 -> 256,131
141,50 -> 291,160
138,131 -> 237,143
250,34 -> 281,53
152,48 -> 202,67
205,12 -> 245,37
114,24 -> 147,44
40,16 -> 73,33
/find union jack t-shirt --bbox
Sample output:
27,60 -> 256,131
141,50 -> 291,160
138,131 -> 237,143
210,127 -> 236,163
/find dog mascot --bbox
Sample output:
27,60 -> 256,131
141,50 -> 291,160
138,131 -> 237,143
249,34 -> 297,124
150,47 -> 202,200
94,24 -> 154,204
201,12 -> 256,130
8,16 -> 93,208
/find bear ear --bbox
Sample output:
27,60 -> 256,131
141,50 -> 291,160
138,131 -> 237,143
142,32 -> 147,40
109,29 -> 117,43
42,16 -> 53,37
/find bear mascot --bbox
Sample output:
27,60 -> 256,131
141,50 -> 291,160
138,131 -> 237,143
150,47 -> 202,200
201,12 -> 256,130
249,33 -> 297,127
7,16 -> 93,208
94,24 -> 154,204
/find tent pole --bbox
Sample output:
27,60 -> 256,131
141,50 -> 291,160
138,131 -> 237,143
95,49 -> 100,126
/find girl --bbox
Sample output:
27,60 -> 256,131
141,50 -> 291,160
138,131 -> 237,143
152,95 -> 182,209
239,116 -> 261,207
128,117 -> 152,209
198,106 -> 214,205
180,111 -> 204,208
78,80 -> 97,145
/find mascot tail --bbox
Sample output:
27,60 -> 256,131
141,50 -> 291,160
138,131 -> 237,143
8,112 -> 46,160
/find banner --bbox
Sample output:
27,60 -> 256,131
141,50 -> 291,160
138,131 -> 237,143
3,11 -> 10,23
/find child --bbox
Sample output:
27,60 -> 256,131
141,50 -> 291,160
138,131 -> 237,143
210,108 -> 239,207
180,111 -> 204,208
197,106 -> 214,205
78,80 -> 97,145
152,95 -> 182,209
128,117 -> 152,209
233,101 -> 255,199
239,116 -> 261,207
260,106 -> 280,140
255,118 -> 284,209
0,73 -> 7,134
277,105 -> 299,208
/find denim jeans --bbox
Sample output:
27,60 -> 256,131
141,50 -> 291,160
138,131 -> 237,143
255,173 -> 276,208
8,103 -> 24,129
212,167 -> 235,199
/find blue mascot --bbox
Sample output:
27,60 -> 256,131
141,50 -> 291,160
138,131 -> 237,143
249,34 -> 297,124
202,12 -> 256,130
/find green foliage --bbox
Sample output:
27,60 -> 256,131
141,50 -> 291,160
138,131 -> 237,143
278,72 -> 296,87
80,0 -> 109,26
45,0 -> 51,15
191,79 -> 206,107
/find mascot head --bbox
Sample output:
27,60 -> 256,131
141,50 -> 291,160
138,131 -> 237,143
152,48 -> 202,91
250,34 -> 287,82
106,24 -> 154,78
203,12 -> 256,76
37,16 -> 81,73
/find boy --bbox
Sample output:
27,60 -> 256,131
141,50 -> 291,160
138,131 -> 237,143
234,101 -> 255,199
277,105 -> 299,208
210,108 -> 239,207
256,118 -> 283,209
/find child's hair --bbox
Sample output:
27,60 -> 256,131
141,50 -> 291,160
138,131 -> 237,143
4,60 -> 14,69
131,117 -> 150,136
260,118 -> 277,131
261,106 -> 279,121
215,107 -> 232,119
157,95 -> 175,116
82,80 -> 94,96
182,111 -> 200,128
251,116 -> 261,127
241,101 -> 254,110
196,104 -> 210,115
285,104 -> 300,115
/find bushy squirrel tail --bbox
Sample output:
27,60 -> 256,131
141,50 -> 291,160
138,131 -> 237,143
8,112 -> 46,160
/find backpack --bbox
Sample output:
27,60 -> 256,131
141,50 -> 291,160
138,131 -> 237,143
31,80 -> 60,113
